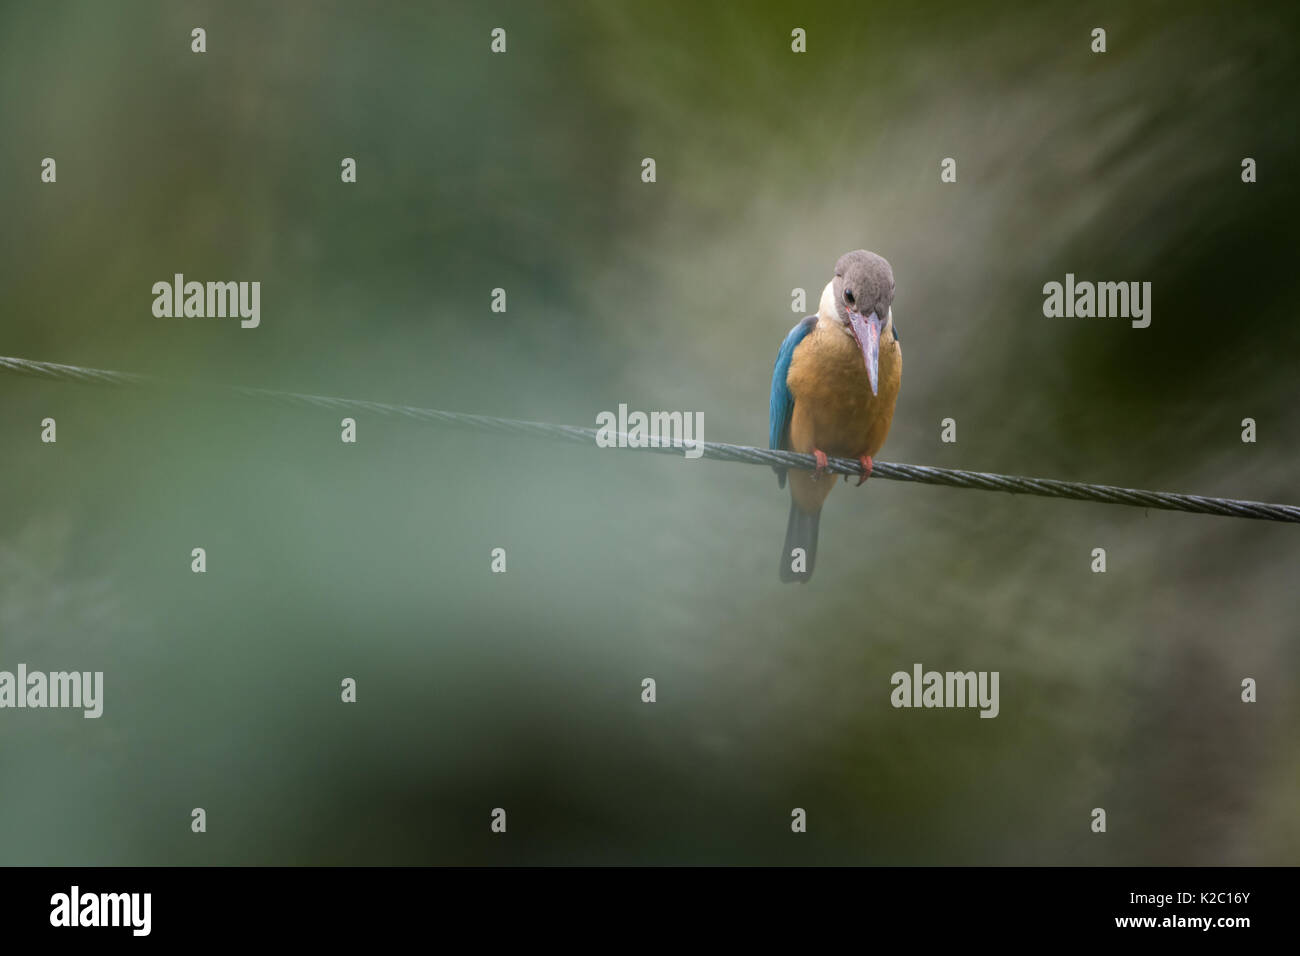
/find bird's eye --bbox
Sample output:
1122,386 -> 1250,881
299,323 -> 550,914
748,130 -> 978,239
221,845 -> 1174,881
844,290 -> 855,305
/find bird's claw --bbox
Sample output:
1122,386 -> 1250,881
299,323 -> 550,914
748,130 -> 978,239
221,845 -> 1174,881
854,455 -> 873,487
812,449 -> 829,480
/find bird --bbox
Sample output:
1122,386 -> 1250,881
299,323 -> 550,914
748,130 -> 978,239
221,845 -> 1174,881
769,250 -> 902,582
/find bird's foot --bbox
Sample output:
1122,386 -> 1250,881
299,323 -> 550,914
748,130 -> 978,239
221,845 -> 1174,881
850,455 -> 873,487
812,449 -> 829,480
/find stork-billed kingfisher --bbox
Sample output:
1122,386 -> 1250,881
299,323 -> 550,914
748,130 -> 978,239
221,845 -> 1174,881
769,250 -> 902,582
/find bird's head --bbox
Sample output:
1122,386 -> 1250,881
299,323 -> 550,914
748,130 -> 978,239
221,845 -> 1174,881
830,250 -> 895,396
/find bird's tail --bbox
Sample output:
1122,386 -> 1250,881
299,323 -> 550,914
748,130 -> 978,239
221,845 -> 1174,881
779,500 -> 821,583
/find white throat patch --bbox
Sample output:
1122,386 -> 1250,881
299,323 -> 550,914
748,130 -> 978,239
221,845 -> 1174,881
817,280 -> 837,322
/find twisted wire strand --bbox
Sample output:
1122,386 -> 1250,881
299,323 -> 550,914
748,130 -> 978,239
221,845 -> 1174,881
2,354 -> 1296,523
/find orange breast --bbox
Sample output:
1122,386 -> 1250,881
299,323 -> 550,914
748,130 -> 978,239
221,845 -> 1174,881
783,322 -> 901,514
786,321 -> 902,461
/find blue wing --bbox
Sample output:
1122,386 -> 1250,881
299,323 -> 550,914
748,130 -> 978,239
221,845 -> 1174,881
769,316 -> 816,485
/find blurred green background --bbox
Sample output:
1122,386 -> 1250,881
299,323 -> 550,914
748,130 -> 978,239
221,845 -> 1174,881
1,0 -> 1297,864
